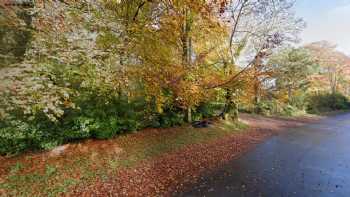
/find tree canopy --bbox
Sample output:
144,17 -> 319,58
1,0 -> 349,155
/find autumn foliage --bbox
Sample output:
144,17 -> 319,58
0,1 -> 349,155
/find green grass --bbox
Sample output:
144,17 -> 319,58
0,120 -> 247,197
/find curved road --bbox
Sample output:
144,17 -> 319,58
181,113 -> 350,197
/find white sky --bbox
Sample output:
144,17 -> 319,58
295,0 -> 350,55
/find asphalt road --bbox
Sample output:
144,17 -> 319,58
181,113 -> 350,197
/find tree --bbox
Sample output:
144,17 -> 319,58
1,0 -> 231,123
0,0 -> 33,66
0,0 -> 316,155
109,0 -> 231,122
204,0 -> 305,118
269,48 -> 316,104
305,41 -> 350,95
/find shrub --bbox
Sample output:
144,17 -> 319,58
0,118 -> 63,155
192,102 -> 222,121
0,91 -> 149,155
0,126 -> 28,156
256,101 -> 275,115
307,92 -> 350,114
64,117 -> 95,140
0,91 -> 223,155
281,104 -> 299,116
289,93 -> 308,111
253,100 -> 303,117
157,107 -> 185,128
90,118 -> 120,139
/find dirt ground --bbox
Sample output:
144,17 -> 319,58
68,114 -> 319,196
0,114 -> 319,197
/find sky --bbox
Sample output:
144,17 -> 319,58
295,0 -> 350,55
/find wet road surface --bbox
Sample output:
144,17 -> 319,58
181,113 -> 350,197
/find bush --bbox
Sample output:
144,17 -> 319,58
0,118 -> 63,155
64,117 -> 95,140
192,102 -> 222,121
0,91 -> 149,155
65,92 -> 146,139
0,126 -> 28,156
256,101 -> 276,115
91,118 -> 120,139
0,91 -> 223,155
157,107 -> 185,128
289,93 -> 308,111
253,100 -> 303,117
281,104 -> 300,116
307,92 -> 350,114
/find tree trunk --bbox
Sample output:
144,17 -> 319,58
253,81 -> 260,113
221,89 -> 239,121
182,8 -> 193,123
288,85 -> 292,104
181,8 -> 191,67
330,70 -> 337,94
187,107 -> 192,123
231,99 -> 239,121
254,83 -> 260,104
